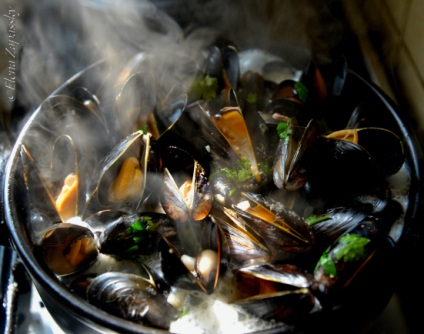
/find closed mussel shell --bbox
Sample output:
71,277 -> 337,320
312,221 -> 396,307
87,271 -> 179,330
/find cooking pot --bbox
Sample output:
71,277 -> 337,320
2,49 -> 424,333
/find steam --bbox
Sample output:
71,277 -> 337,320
4,0 -> 345,138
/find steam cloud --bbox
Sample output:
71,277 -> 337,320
1,0 -> 345,138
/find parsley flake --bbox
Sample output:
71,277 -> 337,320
191,75 -> 219,101
218,158 -> 253,184
277,121 -> 293,143
315,248 -> 337,277
334,234 -> 371,263
306,214 -> 331,226
294,81 -> 308,103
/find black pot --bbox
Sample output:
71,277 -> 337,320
3,55 -> 424,334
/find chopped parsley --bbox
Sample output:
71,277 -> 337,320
306,214 -> 331,226
180,305 -> 190,317
124,216 -> 156,254
277,121 -> 293,143
246,92 -> 257,104
140,124 -> 149,133
294,81 -> 308,103
258,161 -> 272,177
334,234 -> 371,263
191,75 -> 219,101
216,158 -> 253,184
315,248 -> 337,277
314,234 -> 371,277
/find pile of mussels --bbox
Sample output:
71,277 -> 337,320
20,40 -> 407,331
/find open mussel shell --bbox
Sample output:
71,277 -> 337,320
211,105 -> 262,183
233,288 -> 317,324
84,131 -> 153,217
50,135 -> 82,222
160,147 -> 213,223
159,218 -> 223,295
231,265 -> 318,324
86,271 -> 179,330
19,95 -> 111,220
273,118 -> 320,191
114,51 -> 197,139
238,70 -> 268,115
233,192 -> 315,261
114,71 -> 158,138
35,222 -> 99,276
19,145 -> 63,226
309,186 -> 405,250
211,205 -> 272,267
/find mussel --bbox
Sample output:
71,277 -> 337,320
87,210 -> 176,257
212,205 -> 272,267
87,271 -> 179,330
160,146 -> 213,223
232,192 -> 315,262
159,216 -> 224,295
36,222 -> 99,276
84,130 -> 154,217
325,127 -> 405,179
20,95 -> 111,223
273,118 -> 320,191
312,221 -> 396,307
232,263 -> 318,323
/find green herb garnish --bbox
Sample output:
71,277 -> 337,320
334,234 -> 370,263
276,121 -> 293,143
180,305 -> 190,317
305,214 -> 331,226
258,161 -> 272,177
315,247 -> 337,277
124,216 -> 156,254
191,75 -> 219,101
140,124 -> 149,133
246,92 -> 257,104
218,158 -> 253,184
127,216 -> 155,235
294,81 -> 308,103
314,234 -> 371,277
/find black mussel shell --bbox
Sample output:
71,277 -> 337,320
96,212 -> 175,257
233,287 -> 316,324
306,137 -> 379,201
273,118 -> 320,191
312,221 -> 396,308
87,272 -> 179,330
355,128 -> 404,178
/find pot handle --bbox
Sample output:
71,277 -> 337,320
0,124 -> 13,248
